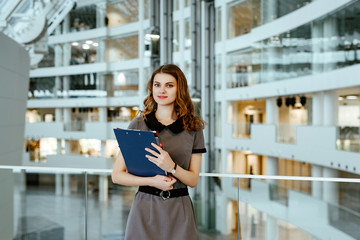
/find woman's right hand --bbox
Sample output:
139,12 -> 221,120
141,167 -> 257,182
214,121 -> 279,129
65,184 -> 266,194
151,175 -> 176,191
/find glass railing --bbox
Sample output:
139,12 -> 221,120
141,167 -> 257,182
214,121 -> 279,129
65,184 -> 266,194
336,126 -> 360,153
226,0 -> 360,87
64,122 -> 86,131
232,122 -> 251,138
1,166 -> 359,240
276,123 -> 304,144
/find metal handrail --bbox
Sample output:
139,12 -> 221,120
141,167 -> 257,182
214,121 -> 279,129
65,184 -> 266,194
1,165 -> 360,183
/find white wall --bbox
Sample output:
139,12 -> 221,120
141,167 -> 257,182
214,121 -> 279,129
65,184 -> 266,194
0,33 -> 29,165
0,33 -> 29,239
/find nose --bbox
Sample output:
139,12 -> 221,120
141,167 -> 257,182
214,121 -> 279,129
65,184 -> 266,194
160,86 -> 166,94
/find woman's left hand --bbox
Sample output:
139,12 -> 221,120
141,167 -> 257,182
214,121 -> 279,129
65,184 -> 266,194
145,143 -> 175,172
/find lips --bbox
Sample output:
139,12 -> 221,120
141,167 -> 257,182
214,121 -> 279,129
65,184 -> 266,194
157,96 -> 168,99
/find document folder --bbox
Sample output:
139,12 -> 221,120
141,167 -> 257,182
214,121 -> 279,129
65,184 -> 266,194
113,128 -> 166,177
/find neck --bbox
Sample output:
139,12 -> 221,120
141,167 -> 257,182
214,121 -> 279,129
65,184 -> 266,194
155,106 -> 176,121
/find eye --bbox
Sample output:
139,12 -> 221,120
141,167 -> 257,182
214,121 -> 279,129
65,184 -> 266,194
166,84 -> 174,88
154,83 -> 160,87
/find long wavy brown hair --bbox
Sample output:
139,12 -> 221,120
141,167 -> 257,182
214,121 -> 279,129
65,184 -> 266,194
142,64 -> 205,131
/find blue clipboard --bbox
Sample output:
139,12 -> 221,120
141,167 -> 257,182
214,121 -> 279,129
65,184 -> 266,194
113,128 -> 166,177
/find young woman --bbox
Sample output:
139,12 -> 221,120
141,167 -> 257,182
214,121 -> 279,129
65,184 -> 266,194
112,64 -> 206,240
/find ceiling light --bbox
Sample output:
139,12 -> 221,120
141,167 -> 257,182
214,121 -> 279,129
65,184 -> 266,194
82,44 -> 90,50
346,95 -> 358,100
92,42 -> 98,47
338,97 -> 344,101
71,42 -> 79,46
85,40 -> 93,44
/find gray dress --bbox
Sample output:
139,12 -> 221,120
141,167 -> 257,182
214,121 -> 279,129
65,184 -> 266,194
124,112 -> 206,240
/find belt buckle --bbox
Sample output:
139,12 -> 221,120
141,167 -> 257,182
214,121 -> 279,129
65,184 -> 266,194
159,190 -> 171,200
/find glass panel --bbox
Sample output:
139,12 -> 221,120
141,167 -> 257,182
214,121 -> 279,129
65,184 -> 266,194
226,0 -> 360,86
29,77 -> 56,99
86,173 -> 136,239
112,70 -> 139,96
105,35 -> 139,62
172,21 -> 180,52
215,102 -> 222,137
144,0 -> 150,20
262,0 -> 311,25
337,126 -> 360,153
70,39 -> 99,65
193,176 -> 237,239
227,0 -> 252,39
108,106 -> 139,122
13,170 -> 86,240
276,123 -> 306,144
232,122 -> 251,138
184,18 -> 191,50
69,5 -> 97,33
38,45 -> 55,68
106,0 -> 139,27
215,54 -> 222,89
5,168 -> 360,240
173,0 -> 180,11
215,7 -> 221,42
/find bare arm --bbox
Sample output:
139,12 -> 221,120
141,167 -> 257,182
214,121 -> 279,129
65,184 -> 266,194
145,143 -> 202,188
111,148 -> 176,191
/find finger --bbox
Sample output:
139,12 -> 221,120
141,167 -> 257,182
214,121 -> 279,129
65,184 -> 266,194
151,143 -> 163,152
146,156 -> 158,165
145,148 -> 160,157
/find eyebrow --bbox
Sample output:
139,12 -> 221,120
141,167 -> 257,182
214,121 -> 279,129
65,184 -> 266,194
153,81 -> 176,84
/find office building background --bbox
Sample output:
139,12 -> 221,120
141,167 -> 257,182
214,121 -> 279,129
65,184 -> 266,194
0,0 -> 360,239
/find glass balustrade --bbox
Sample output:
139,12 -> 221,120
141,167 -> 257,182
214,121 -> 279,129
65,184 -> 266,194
2,166 -> 359,240
336,126 -> 360,153
232,122 -> 251,138
276,123 -> 304,144
226,0 -> 360,88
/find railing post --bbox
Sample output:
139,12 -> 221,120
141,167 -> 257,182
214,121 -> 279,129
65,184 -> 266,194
84,171 -> 88,240
237,178 -> 241,240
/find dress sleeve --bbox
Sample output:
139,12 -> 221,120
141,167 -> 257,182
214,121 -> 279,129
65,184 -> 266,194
192,129 -> 207,154
127,117 -> 140,130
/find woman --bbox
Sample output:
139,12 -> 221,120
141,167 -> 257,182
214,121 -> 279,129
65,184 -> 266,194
112,64 -> 206,240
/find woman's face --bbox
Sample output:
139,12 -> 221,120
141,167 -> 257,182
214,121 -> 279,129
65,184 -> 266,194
152,73 -> 178,107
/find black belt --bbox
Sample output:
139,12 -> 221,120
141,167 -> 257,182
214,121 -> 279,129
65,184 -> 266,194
138,186 -> 188,200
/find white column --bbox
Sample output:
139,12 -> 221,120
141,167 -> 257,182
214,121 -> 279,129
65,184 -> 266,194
63,43 -> 71,67
100,140 -> 106,157
63,76 -> 70,98
57,140 -> 62,155
311,21 -> 323,74
266,97 -> 278,124
323,167 -> 338,204
99,107 -> 107,122
55,174 -> 62,195
64,108 -> 71,154
96,3 -> 106,28
55,108 -> 62,122
63,174 -> 71,196
266,215 -> 278,240
63,15 -> 70,34
266,156 -> 278,186
323,90 -> 338,126
312,92 -> 324,126
312,164 -> 323,199
54,45 -> 63,67
323,18 -> 337,72
99,175 -> 108,202
266,156 -> 278,176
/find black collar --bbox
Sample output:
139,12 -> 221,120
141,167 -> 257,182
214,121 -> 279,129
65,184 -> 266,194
144,111 -> 184,134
